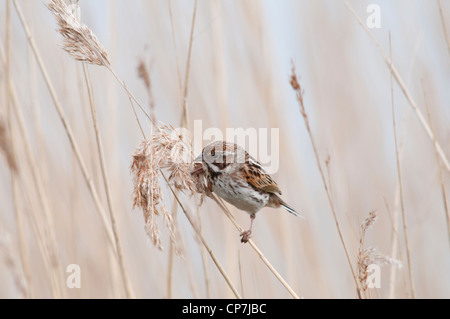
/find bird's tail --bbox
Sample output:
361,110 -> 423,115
272,195 -> 305,219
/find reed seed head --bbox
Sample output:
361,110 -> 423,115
357,211 -> 402,292
47,0 -> 110,66
130,124 -> 206,250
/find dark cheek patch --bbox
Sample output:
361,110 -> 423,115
214,153 -> 232,170
215,161 -> 229,170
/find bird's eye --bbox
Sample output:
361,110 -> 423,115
211,147 -> 215,156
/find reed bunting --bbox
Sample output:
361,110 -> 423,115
193,141 -> 302,243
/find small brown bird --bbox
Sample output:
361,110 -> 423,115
194,141 -> 302,243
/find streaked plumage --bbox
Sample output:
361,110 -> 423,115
194,141 -> 301,243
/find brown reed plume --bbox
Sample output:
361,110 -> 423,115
47,0 -> 110,66
48,0 -> 152,126
357,211 -> 402,297
130,124 -> 205,250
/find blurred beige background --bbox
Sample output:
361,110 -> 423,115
0,0 -> 449,298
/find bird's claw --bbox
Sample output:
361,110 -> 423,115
240,230 -> 252,243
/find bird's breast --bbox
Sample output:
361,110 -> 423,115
211,175 -> 269,214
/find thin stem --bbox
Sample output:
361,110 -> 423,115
343,0 -> 450,172
180,0 -> 198,128
437,0 -> 450,57
13,0 -> 116,251
388,32 -> 421,300
168,0 -> 183,94
166,195 -> 178,299
1,43 -> 62,298
82,63 -> 134,298
422,84 -> 450,249
290,64 -> 362,298
105,65 -> 154,125
197,207 -> 212,298
162,174 -> 242,299
5,0 -> 32,298
389,33 -> 416,298
210,195 -> 301,299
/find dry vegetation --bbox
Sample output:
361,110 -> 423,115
0,0 -> 449,298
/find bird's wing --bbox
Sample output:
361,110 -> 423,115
248,173 -> 282,194
241,160 -> 282,195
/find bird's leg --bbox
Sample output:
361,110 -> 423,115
240,213 -> 255,243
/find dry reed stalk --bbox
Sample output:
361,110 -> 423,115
0,45 -> 64,297
47,0 -> 296,299
388,33 -> 422,299
387,194 -> 402,298
47,0 -> 232,298
437,0 -> 450,57
4,0 -> 32,298
130,127 -> 240,297
14,0 -> 140,298
389,34 -> 415,298
422,85 -> 450,248
357,211 -> 402,298
1,1 -> 17,173
9,85 -> 62,298
136,58 -> 189,298
0,121 -> 17,173
166,196 -> 178,299
130,124 -> 197,250
131,124 -> 295,298
47,0 -> 152,129
49,0 -> 134,297
13,0 -> 117,247
238,251 -> 245,298
136,59 -> 183,297
61,0 -> 130,295
1,27 -> 65,297
148,133 -> 299,299
197,206 -> 212,298
168,0 -> 183,94
165,180 -> 242,299
180,0 -> 198,129
82,63 -> 134,298
290,63 -> 362,298
174,0 -> 211,298
210,195 -> 301,299
10,175 -> 33,299
167,196 -> 201,298
343,0 -> 450,173
0,230 -> 27,298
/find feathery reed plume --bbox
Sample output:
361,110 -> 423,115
130,124 -> 205,250
47,0 -> 110,66
0,120 -> 17,172
357,211 -> 402,295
